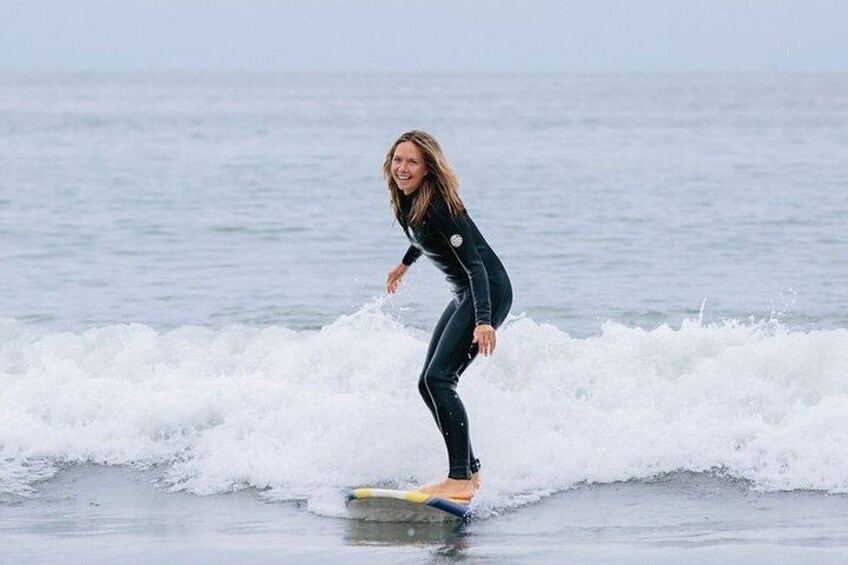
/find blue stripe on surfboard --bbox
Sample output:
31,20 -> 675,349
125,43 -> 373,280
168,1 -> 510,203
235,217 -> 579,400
426,496 -> 470,519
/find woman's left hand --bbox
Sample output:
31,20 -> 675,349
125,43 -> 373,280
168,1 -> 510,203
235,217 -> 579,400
473,324 -> 497,357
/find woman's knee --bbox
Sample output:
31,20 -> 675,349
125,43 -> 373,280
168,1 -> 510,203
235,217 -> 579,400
419,366 -> 456,395
417,373 -> 430,400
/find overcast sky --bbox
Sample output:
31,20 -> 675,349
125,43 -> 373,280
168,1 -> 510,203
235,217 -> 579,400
2,0 -> 846,71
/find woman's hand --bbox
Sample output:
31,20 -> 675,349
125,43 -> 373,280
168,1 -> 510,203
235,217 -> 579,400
386,263 -> 409,294
473,324 -> 497,356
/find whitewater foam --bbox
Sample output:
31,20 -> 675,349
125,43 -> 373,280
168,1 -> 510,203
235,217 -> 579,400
1,303 -> 847,515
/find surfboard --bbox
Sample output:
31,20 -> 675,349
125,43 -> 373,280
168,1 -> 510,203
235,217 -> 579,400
346,488 -> 471,522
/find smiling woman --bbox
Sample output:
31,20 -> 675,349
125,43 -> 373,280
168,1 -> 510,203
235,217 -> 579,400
381,130 -> 513,501
391,142 -> 427,195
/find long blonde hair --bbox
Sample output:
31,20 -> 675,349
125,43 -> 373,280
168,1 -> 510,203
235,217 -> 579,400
383,130 -> 465,228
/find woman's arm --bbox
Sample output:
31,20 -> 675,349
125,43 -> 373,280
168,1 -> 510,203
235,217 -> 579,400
387,243 -> 420,295
386,262 -> 409,294
430,204 -> 492,327
402,245 -> 422,266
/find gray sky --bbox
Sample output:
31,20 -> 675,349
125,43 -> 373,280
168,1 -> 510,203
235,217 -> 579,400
2,0 -> 847,71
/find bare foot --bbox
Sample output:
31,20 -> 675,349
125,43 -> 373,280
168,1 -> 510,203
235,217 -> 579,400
418,474 -> 480,500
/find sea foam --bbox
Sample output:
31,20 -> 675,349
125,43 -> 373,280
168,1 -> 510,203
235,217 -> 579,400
1,302 -> 847,513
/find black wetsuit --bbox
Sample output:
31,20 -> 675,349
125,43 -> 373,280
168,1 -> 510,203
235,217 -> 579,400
399,193 -> 513,480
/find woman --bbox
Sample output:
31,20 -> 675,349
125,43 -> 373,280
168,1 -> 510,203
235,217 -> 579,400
383,130 -> 513,500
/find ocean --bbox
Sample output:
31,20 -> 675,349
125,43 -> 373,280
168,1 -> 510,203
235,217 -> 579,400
1,71 -> 847,563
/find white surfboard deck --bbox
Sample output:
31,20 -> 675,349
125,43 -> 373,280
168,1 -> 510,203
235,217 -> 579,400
346,488 -> 471,522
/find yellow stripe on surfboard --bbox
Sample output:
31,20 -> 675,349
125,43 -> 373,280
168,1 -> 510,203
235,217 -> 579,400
350,488 -> 468,504
402,491 -> 431,504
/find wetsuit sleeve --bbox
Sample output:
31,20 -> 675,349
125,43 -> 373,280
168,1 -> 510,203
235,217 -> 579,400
431,206 -> 492,326
402,245 -> 422,266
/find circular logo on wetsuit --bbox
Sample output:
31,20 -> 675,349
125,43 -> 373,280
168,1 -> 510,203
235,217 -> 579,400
450,234 -> 463,247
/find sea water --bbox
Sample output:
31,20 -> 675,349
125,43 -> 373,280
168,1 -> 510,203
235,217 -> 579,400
1,71 -> 847,563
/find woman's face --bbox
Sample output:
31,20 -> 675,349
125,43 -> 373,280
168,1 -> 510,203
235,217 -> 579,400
391,141 -> 427,195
